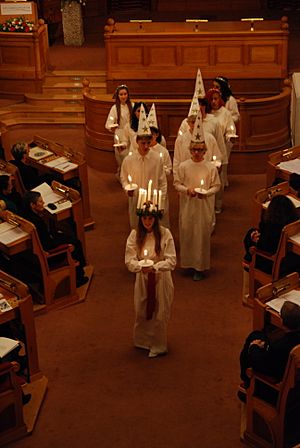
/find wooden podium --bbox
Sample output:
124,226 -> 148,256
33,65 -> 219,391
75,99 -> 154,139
0,2 -> 48,93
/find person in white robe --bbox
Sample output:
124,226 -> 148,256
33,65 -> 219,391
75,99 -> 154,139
149,126 -> 172,228
173,114 -> 222,178
174,111 -> 221,281
105,85 -> 133,179
120,104 -> 167,229
213,76 -> 240,123
125,205 -> 176,358
206,88 -> 236,188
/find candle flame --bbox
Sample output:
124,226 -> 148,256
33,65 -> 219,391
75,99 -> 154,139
200,179 -> 204,186
213,155 -> 216,161
144,249 -> 148,257
128,175 -> 132,183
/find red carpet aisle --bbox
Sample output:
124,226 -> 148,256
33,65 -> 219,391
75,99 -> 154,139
6,121 -> 266,447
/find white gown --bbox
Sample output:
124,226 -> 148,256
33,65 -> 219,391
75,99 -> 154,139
174,159 -> 221,271
120,150 -> 167,229
105,103 -> 132,174
125,226 -> 176,355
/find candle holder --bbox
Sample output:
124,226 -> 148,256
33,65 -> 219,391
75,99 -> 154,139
195,187 -> 208,195
125,183 -> 138,191
138,258 -> 154,268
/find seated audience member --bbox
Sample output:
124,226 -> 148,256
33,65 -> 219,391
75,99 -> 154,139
0,174 -> 22,214
10,142 -> 53,191
21,191 -> 88,287
239,301 -> 300,396
243,194 -> 300,274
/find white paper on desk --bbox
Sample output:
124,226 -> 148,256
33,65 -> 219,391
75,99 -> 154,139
55,161 -> 78,173
289,232 -> 300,245
277,159 -> 300,175
0,336 -> 18,357
266,290 -> 300,313
0,222 -> 14,235
29,146 -> 53,160
32,182 -> 72,214
263,195 -> 300,209
0,226 -> 28,244
43,156 -> 69,168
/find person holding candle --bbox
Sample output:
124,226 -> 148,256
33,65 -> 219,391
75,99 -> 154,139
213,76 -> 240,123
206,88 -> 236,188
174,110 -> 221,281
105,84 -> 133,180
122,101 -> 149,154
120,104 -> 167,229
173,111 -> 222,178
125,201 -> 176,358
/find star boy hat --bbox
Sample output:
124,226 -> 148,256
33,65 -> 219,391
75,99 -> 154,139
137,103 -> 152,137
191,109 -> 205,144
147,103 -> 158,128
194,68 -> 205,98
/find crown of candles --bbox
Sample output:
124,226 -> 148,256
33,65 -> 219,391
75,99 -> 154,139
136,179 -> 163,217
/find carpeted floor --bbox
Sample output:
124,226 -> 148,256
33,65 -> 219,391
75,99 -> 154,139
4,41 -> 268,448
7,124 -> 266,448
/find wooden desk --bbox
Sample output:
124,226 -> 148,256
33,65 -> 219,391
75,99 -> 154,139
104,17 -> 288,97
0,270 -> 41,382
26,135 -> 94,230
0,216 -> 31,256
266,145 -> 300,187
253,272 -> 299,330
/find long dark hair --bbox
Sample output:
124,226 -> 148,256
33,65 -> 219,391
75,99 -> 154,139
214,76 -> 233,103
113,85 -> 133,125
136,214 -> 161,256
264,194 -> 298,228
131,102 -> 148,132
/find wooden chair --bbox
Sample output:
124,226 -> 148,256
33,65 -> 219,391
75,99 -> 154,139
0,362 -> 27,446
29,222 -> 79,310
244,344 -> 300,448
247,220 -> 300,308
3,212 -> 78,312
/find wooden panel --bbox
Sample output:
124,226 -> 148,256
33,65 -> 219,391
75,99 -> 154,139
104,18 -> 289,95
215,45 -> 242,63
182,46 -> 210,65
149,46 -> 176,65
0,24 -> 49,93
83,85 -> 291,174
249,45 -> 277,63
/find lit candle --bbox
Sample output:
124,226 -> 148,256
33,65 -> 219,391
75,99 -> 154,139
144,249 -> 148,262
147,179 -> 152,201
114,134 -> 119,144
153,189 -> 158,207
160,152 -> 163,159
142,189 -> 147,207
200,179 -> 204,191
212,155 -> 216,162
128,174 -> 132,188
158,190 -> 162,210
230,125 -> 235,133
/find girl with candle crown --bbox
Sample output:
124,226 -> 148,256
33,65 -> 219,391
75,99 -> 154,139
125,199 -> 176,358
174,109 -> 221,281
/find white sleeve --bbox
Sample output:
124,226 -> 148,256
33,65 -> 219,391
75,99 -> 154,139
173,163 -> 188,194
105,105 -> 117,131
226,97 -> 240,123
125,230 -> 141,272
153,228 -> 177,272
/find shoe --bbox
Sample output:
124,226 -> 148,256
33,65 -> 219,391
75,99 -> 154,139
22,393 -> 32,405
215,208 -> 222,214
193,271 -> 205,281
76,276 -> 89,288
148,350 -> 167,358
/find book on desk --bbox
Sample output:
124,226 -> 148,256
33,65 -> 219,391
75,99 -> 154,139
0,336 -> 19,358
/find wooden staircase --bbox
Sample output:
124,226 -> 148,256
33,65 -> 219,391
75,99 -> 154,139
0,70 -> 108,127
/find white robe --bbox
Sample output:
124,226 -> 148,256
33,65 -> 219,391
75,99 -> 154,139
105,103 -> 132,171
174,159 -> 221,271
120,150 -> 167,229
125,226 -> 176,354
173,130 -> 222,177
225,96 -> 240,123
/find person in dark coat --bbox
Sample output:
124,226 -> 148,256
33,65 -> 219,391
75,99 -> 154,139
10,142 -> 41,191
21,190 -> 88,287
